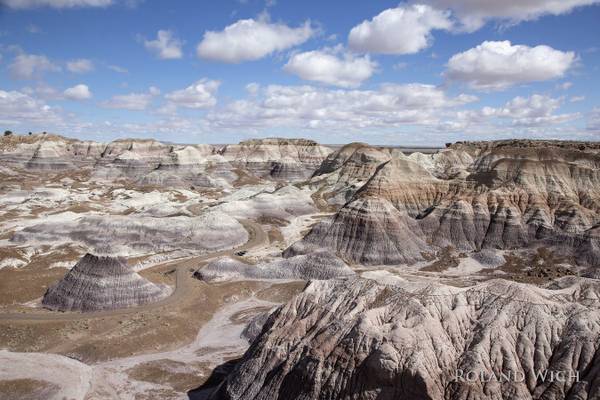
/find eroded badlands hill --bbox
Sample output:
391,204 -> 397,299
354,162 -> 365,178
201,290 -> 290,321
220,138 -> 333,180
1,134 -> 600,400
290,140 -> 600,267
42,253 -> 171,312
210,276 -> 600,400
0,134 -> 333,188
196,251 -> 354,282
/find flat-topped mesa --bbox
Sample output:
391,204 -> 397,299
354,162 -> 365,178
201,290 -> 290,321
42,253 -> 171,312
449,139 -> 600,154
0,134 -> 167,171
209,276 -> 600,400
236,138 -> 322,147
220,137 -> 333,181
0,133 -> 234,188
0,134 -> 337,184
137,144 -> 233,187
93,140 -> 219,183
0,133 -> 104,170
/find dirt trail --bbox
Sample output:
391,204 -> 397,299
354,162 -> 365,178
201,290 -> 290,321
87,296 -> 274,399
0,296 -> 275,400
0,220 -> 273,399
0,219 -> 267,322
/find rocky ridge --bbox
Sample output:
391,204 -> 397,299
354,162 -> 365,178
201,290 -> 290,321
290,141 -> 600,266
0,134 -> 333,187
310,143 -> 392,206
220,138 -> 333,181
195,251 -> 355,282
11,211 -> 249,257
209,276 -> 600,400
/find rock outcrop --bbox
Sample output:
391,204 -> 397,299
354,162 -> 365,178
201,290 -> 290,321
195,251 -> 354,282
0,134 -> 104,170
42,253 -> 171,312
0,134 -> 233,188
0,134 -> 336,187
284,197 -> 430,264
209,276 -> 600,400
290,141 -> 600,266
213,185 -> 316,222
220,138 -> 333,181
310,143 -> 391,205
12,211 -> 248,256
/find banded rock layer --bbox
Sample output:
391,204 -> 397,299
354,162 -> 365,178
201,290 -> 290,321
210,277 -> 600,400
311,143 -> 392,205
285,197 -> 429,265
220,138 -> 333,181
11,211 -> 248,257
195,251 -> 354,282
291,141 -> 600,266
0,134 -> 334,186
0,134 -> 232,188
42,253 -> 171,312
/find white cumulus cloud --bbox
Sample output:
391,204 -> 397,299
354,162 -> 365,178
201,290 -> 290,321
587,108 -> 600,132
63,84 -> 92,100
0,89 -> 62,125
0,0 -> 112,8
284,47 -> 377,88
418,0 -> 600,31
480,94 -> 579,126
197,16 -> 314,63
446,41 -> 576,90
108,64 -> 128,73
205,83 -> 476,132
348,4 -> 452,55
245,82 -> 260,95
101,87 -> 159,110
9,53 -> 60,80
67,58 -> 94,73
143,30 -> 183,60
164,79 -> 220,109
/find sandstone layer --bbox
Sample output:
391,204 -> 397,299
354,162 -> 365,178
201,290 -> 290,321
310,143 -> 391,205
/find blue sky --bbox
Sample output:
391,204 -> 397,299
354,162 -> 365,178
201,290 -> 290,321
0,0 -> 599,145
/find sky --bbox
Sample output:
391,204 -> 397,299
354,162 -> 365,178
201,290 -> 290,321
0,0 -> 599,145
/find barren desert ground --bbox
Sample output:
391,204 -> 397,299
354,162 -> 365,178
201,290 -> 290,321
0,134 -> 599,399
